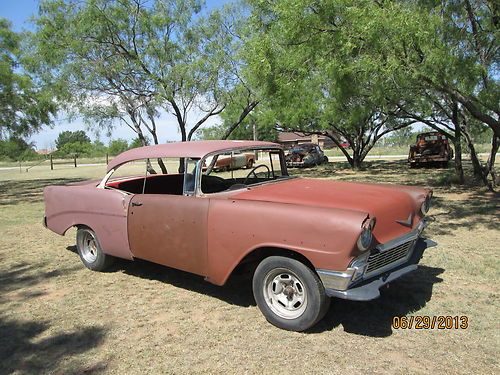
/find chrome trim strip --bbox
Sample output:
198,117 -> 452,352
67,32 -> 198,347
317,219 -> 428,292
316,269 -> 355,291
363,220 -> 427,278
377,220 -> 426,253
364,241 -> 415,278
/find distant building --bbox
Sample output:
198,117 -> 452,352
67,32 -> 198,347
276,132 -> 335,149
36,148 -> 56,155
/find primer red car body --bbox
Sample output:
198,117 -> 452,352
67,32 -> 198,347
43,140 -> 436,331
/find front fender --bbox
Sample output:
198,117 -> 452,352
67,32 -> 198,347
206,198 -> 368,285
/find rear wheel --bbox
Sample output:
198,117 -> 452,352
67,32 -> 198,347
253,256 -> 330,331
76,227 -> 114,271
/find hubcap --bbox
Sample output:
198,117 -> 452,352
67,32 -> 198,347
263,268 -> 308,319
79,231 -> 98,263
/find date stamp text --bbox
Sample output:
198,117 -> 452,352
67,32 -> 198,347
392,315 -> 469,330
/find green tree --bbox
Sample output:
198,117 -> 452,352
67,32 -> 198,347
244,0 -> 420,168
33,0 -> 258,149
90,140 -> 107,157
56,141 -> 93,157
129,136 -> 150,149
0,18 -> 57,137
108,139 -> 129,156
55,130 -> 91,149
386,1 -> 499,188
384,128 -> 418,148
0,137 -> 38,161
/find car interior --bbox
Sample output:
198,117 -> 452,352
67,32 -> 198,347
105,150 -> 287,195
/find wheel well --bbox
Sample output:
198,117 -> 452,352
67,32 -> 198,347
75,224 -> 92,231
231,247 -> 316,276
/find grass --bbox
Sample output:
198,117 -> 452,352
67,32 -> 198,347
0,160 -> 499,374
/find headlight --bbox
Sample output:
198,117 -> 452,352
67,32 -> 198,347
357,228 -> 373,251
421,193 -> 433,216
357,218 -> 375,252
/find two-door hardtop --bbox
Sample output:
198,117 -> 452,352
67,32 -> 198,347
44,140 -> 436,331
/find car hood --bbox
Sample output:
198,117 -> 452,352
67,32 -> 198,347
232,178 -> 430,244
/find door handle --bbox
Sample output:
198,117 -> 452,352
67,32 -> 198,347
131,202 -> 143,207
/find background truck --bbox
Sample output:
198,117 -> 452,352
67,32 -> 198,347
408,132 -> 454,168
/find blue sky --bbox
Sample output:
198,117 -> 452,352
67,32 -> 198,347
0,0 -> 231,149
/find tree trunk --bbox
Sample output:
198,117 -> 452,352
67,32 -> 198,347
150,132 -> 168,174
452,133 -> 464,184
222,101 -> 259,140
451,102 -> 465,184
462,124 -> 497,189
462,122 -> 484,178
178,123 -> 187,173
485,135 -> 499,190
136,131 -> 157,175
323,131 -> 354,167
351,147 -> 363,169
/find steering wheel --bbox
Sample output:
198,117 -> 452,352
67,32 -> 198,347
243,164 -> 270,184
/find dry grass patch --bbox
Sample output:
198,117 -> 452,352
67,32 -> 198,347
0,160 -> 498,374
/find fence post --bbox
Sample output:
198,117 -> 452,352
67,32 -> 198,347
50,155 -> 54,170
106,153 -> 109,164
74,155 -> 77,168
19,161 -> 22,173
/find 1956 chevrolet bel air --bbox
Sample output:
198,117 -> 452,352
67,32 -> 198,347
43,140 -> 436,331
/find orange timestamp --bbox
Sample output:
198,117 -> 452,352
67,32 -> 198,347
392,315 -> 469,330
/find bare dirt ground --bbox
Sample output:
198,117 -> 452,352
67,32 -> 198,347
0,160 -> 498,374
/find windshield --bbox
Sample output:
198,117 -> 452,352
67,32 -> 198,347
200,148 -> 288,194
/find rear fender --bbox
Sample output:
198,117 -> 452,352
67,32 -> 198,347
44,185 -> 133,260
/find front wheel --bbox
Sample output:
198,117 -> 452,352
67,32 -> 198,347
76,227 -> 114,271
253,256 -> 330,331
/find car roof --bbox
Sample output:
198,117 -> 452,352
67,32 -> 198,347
107,140 -> 280,172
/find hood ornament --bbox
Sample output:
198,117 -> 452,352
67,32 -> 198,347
396,213 -> 413,228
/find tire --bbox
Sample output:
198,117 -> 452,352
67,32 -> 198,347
76,227 -> 114,271
252,256 -> 330,331
246,159 -> 254,169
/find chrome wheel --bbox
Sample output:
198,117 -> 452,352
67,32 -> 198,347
78,230 -> 98,264
76,227 -> 114,271
263,268 -> 308,320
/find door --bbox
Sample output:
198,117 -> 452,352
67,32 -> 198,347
127,194 -> 209,276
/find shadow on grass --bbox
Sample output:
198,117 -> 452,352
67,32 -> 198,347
0,178 -> 86,205
105,257 -> 256,308
0,262 -> 81,303
310,265 -> 444,337
82,248 -> 443,337
291,159 -> 468,188
0,316 -> 107,375
429,191 -> 500,233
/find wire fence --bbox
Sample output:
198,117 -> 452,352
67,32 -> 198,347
3,154 -> 112,173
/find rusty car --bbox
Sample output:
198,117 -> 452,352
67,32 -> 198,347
408,132 -> 454,168
210,151 -> 255,171
44,140 -> 436,331
285,143 -> 329,168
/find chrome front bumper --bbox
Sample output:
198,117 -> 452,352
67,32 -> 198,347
316,222 -> 436,301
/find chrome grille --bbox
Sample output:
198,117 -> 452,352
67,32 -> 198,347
366,240 -> 414,275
